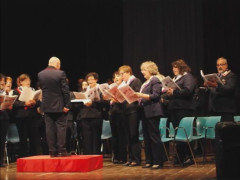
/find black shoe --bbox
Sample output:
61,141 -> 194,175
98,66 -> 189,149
128,162 -> 140,167
142,164 -> 152,168
173,156 -> 184,165
117,160 -> 126,164
57,151 -> 69,157
122,162 -> 131,166
183,158 -> 194,166
112,159 -> 119,164
49,151 -> 57,157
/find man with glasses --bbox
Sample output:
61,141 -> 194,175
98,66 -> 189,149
204,57 -> 238,122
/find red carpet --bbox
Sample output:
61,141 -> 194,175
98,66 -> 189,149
17,155 -> 103,172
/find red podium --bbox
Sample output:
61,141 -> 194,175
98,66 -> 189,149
17,155 -> 103,172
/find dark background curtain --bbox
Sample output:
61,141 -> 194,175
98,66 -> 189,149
1,0 -> 240,91
123,0 -> 240,82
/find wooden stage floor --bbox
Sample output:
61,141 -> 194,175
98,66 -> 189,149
0,157 -> 216,180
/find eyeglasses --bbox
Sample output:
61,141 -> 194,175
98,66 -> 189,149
216,63 -> 226,67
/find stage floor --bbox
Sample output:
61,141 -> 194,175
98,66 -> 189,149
0,157 -> 216,180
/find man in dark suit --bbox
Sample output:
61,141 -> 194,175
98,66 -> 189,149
38,57 -> 70,157
204,57 -> 238,122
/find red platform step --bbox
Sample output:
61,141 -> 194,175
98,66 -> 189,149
17,155 -> 103,172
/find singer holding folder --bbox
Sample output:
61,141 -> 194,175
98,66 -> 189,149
135,61 -> 165,169
118,65 -> 142,167
203,57 -> 238,122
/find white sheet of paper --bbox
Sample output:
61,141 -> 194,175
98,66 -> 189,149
18,87 -> 35,102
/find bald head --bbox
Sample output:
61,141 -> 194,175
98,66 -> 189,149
48,56 -> 61,70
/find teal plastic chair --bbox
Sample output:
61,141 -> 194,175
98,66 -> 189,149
196,117 -> 207,138
202,116 -> 221,162
159,118 -> 174,161
169,122 -> 175,138
138,120 -> 144,141
174,117 -> 203,165
204,116 -> 221,139
234,116 -> 240,122
5,123 -> 20,165
101,120 -> 112,153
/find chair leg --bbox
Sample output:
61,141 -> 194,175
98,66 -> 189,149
75,138 -> 80,155
172,141 -> 182,166
4,141 -> 9,166
186,141 -> 197,165
162,143 -> 170,161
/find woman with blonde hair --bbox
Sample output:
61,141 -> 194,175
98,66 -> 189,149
136,61 -> 165,169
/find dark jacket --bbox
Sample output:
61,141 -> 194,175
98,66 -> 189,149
168,73 -> 197,110
38,66 -> 70,113
140,76 -> 164,118
77,88 -> 109,120
12,88 -> 39,118
209,71 -> 238,113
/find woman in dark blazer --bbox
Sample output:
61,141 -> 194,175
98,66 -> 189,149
0,73 -> 13,167
78,72 -> 109,155
164,59 -> 197,165
118,65 -> 142,167
136,61 -> 165,169
108,71 -> 127,164
13,74 -> 42,157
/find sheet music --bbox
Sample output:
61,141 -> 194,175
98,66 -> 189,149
117,82 -> 139,104
73,91 -> 87,99
0,95 -> 18,110
33,89 -> 42,101
106,83 -> 125,103
18,87 -> 35,102
85,86 -> 101,102
200,70 -> 223,85
161,76 -> 181,91
98,83 -> 112,100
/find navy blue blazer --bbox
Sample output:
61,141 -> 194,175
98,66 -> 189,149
168,73 -> 197,110
209,71 -> 238,113
140,76 -> 164,118
38,66 -> 70,113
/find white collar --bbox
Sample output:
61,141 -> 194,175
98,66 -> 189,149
126,75 -> 136,85
140,76 -> 153,93
173,72 -> 187,82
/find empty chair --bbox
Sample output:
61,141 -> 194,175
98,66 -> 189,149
203,116 -> 221,162
101,120 -> 112,154
159,117 -> 174,161
5,123 -> 20,165
204,116 -> 221,139
173,117 -> 203,165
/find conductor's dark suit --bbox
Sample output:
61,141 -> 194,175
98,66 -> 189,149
38,66 -> 70,154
